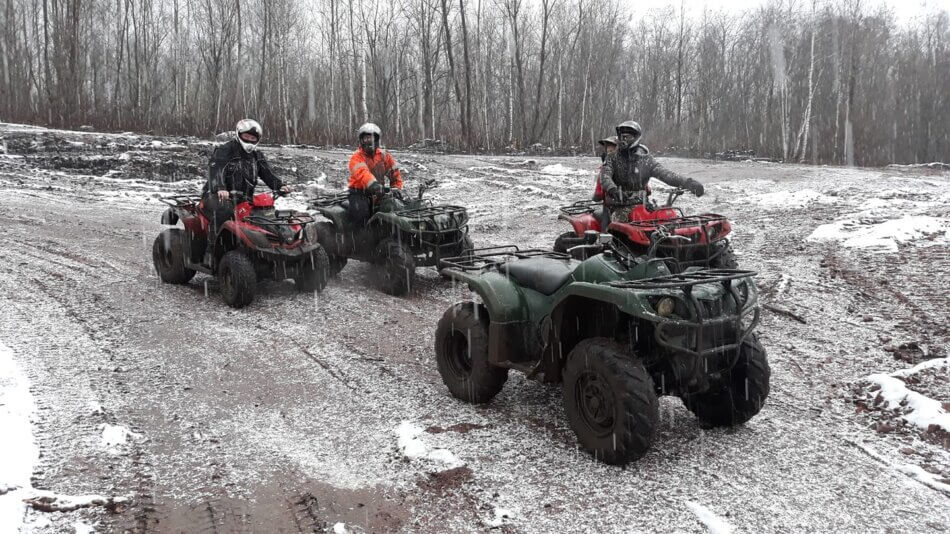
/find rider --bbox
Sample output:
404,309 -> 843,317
202,119 -> 290,263
347,122 -> 403,225
600,120 -> 704,223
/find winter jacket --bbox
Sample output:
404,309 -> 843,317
348,148 -> 403,190
203,139 -> 282,196
599,144 -> 688,196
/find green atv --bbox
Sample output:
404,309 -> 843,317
436,233 -> 769,465
309,179 -> 473,295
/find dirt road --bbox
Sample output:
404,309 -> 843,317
0,123 -> 947,533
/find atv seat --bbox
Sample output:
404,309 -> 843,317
499,257 -> 578,295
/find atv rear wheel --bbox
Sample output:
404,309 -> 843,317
295,246 -> 331,293
374,238 -> 415,296
553,231 -> 577,253
152,229 -> 196,284
435,302 -> 508,403
682,334 -> 770,427
563,338 -> 659,465
219,250 -> 256,308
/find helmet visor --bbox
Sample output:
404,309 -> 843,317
239,131 -> 260,144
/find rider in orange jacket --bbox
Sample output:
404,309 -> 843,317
347,122 -> 403,225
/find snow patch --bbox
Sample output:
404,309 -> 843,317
73,521 -> 96,534
395,421 -> 464,469
539,163 -> 588,176
865,373 -> 950,433
685,501 -> 734,534
0,342 -> 38,534
807,215 -> 949,253
485,507 -> 517,528
99,423 -> 142,453
751,189 -> 838,208
890,356 -> 950,379
896,465 -> 950,494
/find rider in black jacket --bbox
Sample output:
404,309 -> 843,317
600,120 -> 705,222
201,119 -> 290,262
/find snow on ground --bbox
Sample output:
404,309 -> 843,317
396,421 -> 465,470
684,502 -> 734,534
750,189 -> 840,208
539,163 -> 588,176
808,215 -> 950,253
0,342 -> 37,533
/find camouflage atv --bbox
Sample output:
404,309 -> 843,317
436,233 -> 769,465
309,179 -> 473,295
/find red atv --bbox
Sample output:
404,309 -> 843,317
152,190 -> 330,308
553,188 -> 736,270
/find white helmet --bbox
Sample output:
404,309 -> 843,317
357,122 -> 382,151
236,119 -> 263,152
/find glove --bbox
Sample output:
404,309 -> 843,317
686,179 -> 705,197
391,188 -> 404,200
367,181 -> 384,197
606,187 -> 623,205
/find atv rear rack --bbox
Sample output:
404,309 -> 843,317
308,193 -> 349,208
243,211 -> 316,227
440,246 -> 571,272
159,195 -> 202,209
559,200 -> 605,216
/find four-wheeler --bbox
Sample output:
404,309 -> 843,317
553,188 -> 737,271
308,179 -> 473,296
435,234 -> 769,465
153,190 -> 329,308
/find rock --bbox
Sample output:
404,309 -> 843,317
875,423 -> 894,433
899,447 -> 915,455
79,125 -> 94,131
862,315 -> 873,322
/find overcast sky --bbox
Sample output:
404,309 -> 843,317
636,0 -> 946,24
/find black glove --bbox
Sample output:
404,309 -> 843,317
367,181 -> 384,197
606,187 -> 623,205
391,188 -> 404,200
686,179 -> 705,197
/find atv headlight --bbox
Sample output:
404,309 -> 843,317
656,297 -> 675,317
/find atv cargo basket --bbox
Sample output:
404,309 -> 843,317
610,269 -> 760,360
440,246 -> 570,272
397,204 -> 467,221
625,213 -> 727,232
243,211 -> 316,228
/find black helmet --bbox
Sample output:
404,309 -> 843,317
615,120 -> 642,150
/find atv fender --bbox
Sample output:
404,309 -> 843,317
161,208 -> 180,226
558,213 -> 601,235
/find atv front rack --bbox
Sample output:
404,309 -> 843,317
607,269 -> 756,290
610,269 -> 760,360
625,213 -> 727,231
397,204 -> 467,220
440,246 -> 571,272
559,200 -> 605,216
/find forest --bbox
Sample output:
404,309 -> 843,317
1,0 -> 947,165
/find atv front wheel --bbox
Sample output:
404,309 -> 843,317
435,302 -> 508,403
682,334 -> 770,426
710,242 -> 738,269
219,251 -> 256,308
152,229 -> 196,284
295,246 -> 331,293
563,338 -> 659,465
374,238 -> 415,296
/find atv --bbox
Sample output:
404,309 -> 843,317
436,234 -> 768,465
553,188 -> 737,270
153,190 -> 329,308
308,179 -> 473,296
